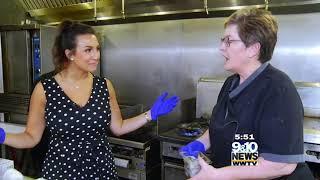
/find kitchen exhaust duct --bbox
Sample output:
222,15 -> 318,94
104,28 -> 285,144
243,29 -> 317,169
16,0 -> 320,24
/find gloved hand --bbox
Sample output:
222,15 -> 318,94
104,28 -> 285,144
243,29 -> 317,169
0,127 -> 6,144
179,140 -> 205,158
150,92 -> 179,121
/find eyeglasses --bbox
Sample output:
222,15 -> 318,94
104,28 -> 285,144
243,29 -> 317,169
220,37 -> 242,47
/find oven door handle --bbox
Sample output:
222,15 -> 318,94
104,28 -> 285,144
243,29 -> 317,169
164,162 -> 184,170
114,157 -> 131,168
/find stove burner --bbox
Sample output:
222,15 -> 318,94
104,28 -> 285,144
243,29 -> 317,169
177,128 -> 203,137
176,122 -> 206,137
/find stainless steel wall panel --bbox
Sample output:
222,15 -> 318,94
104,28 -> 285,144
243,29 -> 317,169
100,19 -> 230,132
272,13 -> 320,82
196,78 -> 225,119
40,25 -> 57,74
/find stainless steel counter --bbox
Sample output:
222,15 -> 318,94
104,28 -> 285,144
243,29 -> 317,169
304,117 -> 320,144
303,117 -> 320,163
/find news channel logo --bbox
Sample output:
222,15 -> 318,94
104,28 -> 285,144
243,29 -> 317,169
231,134 -> 259,166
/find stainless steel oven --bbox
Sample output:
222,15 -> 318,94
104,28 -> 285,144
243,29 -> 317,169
159,116 -> 210,180
0,25 -> 46,178
0,25 -> 41,124
161,141 -> 187,180
1,28 -> 40,95
108,104 -> 161,180
163,162 -> 186,180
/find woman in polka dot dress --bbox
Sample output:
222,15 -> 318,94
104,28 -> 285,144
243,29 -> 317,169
0,20 -> 179,179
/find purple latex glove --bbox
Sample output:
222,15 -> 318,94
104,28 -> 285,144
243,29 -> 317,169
150,92 -> 179,121
0,127 -> 6,144
179,140 -> 205,158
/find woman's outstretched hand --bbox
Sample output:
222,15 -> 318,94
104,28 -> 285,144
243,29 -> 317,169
150,92 -> 180,121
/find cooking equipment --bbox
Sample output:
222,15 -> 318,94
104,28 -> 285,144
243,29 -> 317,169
0,25 -> 41,124
294,82 -> 320,165
108,104 -> 161,180
295,82 -> 320,118
1,26 -> 40,95
0,27 -> 42,176
109,134 -> 160,180
159,118 -> 209,180
158,77 -> 220,180
176,121 -> 208,137
303,117 -> 320,163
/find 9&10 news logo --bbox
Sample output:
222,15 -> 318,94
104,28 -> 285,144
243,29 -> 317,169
231,134 -> 258,166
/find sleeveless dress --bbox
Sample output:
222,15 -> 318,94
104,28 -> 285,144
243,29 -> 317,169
41,76 -> 118,180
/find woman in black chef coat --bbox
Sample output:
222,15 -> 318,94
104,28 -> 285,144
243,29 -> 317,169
180,7 -> 314,179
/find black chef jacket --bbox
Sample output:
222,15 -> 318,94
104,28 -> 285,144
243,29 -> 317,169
209,63 -> 313,179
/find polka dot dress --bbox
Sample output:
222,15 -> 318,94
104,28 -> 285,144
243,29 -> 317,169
40,76 -> 118,180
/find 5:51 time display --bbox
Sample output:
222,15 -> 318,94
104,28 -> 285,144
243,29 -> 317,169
235,134 -> 254,140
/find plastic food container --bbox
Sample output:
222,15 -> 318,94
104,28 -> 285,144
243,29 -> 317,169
180,152 -> 212,177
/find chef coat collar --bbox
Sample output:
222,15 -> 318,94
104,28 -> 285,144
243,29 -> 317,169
229,62 -> 269,98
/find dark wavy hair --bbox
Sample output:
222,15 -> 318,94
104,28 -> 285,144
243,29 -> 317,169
52,20 -> 96,72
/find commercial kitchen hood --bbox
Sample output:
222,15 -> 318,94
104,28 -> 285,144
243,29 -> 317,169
17,0 -> 320,24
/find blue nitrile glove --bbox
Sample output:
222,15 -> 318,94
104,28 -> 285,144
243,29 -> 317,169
150,92 -> 179,121
179,140 -> 205,158
0,127 -> 6,144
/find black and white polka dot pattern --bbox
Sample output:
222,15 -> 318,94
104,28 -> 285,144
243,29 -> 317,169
41,76 -> 117,180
